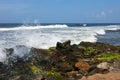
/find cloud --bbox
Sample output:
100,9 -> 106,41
95,10 -> 113,19
96,11 -> 106,18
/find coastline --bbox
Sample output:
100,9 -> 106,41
0,40 -> 120,80
1,0 -> 120,79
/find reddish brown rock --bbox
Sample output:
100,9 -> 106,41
75,60 -> 90,74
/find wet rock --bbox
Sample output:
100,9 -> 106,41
4,48 -> 14,58
56,40 -> 71,49
1,41 -> 120,80
5,45 -> 31,64
56,40 -> 73,54
30,48 -> 50,61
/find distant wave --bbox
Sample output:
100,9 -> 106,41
92,25 -> 120,35
105,25 -> 120,31
0,24 -> 68,31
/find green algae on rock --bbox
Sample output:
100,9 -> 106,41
0,41 -> 120,80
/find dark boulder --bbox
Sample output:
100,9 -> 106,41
5,48 -> 14,56
56,40 -> 73,54
30,47 -> 50,61
56,40 -> 71,50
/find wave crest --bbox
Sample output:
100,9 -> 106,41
0,24 -> 68,31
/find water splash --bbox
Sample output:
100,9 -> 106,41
0,24 -> 120,63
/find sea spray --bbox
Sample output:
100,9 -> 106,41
0,45 -> 31,64
0,48 -> 7,63
0,24 -> 120,63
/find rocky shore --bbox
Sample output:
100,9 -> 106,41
0,40 -> 120,80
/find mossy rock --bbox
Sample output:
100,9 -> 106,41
12,63 -> 32,75
95,53 -> 120,61
30,65 -> 42,75
84,47 -> 97,55
79,42 -> 118,53
45,71 -> 63,80
48,47 -> 57,54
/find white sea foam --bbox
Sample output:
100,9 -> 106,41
95,29 -> 106,35
80,35 -> 97,42
0,24 -> 120,63
105,25 -> 120,30
13,45 -> 30,58
0,24 -> 68,31
0,48 -> 6,62
24,33 -> 62,49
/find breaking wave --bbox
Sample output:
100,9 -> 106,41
0,24 -> 120,62
0,24 -> 68,31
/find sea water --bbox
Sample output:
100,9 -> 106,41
0,23 -> 120,62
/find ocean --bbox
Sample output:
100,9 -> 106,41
0,23 -> 120,62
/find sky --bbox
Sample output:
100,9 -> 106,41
0,0 -> 120,23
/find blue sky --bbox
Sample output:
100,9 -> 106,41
0,0 -> 120,23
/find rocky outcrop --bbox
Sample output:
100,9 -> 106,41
0,41 -> 120,80
56,40 -> 73,54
